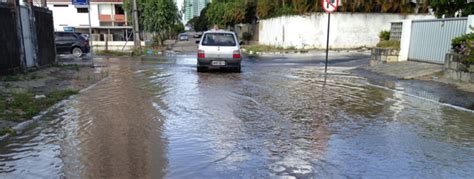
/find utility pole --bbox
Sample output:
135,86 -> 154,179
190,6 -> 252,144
132,0 -> 141,49
88,0 -> 93,56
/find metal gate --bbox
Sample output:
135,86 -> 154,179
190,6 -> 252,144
20,6 -> 35,68
408,18 -> 468,64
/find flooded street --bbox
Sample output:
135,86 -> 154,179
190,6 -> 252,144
1,54 -> 474,178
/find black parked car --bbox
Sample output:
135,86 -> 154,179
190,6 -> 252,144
54,32 -> 90,57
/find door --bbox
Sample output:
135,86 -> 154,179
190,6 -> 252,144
54,32 -> 67,53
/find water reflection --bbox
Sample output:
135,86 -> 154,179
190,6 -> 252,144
0,56 -> 473,178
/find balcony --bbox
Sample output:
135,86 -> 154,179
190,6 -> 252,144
115,14 -> 125,22
99,15 -> 112,22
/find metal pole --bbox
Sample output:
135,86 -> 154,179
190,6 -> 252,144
132,0 -> 141,49
88,0 -> 93,56
324,12 -> 330,75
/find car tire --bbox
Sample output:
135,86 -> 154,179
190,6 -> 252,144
72,47 -> 83,58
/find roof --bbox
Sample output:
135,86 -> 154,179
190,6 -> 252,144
204,30 -> 235,34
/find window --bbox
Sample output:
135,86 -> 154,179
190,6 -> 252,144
201,33 -> 236,46
77,8 -> 88,13
55,33 -> 78,41
53,4 -> 68,7
114,5 -> 124,14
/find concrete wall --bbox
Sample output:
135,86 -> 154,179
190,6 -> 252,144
467,15 -> 474,33
47,3 -> 100,31
444,53 -> 474,83
92,41 -> 145,51
258,13 -> 434,49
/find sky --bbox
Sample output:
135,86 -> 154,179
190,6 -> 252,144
175,0 -> 184,12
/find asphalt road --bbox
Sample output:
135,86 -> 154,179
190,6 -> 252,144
1,51 -> 474,178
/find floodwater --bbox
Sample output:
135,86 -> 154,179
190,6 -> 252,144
1,54 -> 474,178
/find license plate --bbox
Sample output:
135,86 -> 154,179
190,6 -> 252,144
211,61 -> 225,66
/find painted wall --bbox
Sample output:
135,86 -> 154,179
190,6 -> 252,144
47,4 -> 100,31
258,13 -> 435,49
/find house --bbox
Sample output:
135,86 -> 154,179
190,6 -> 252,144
47,0 -> 140,50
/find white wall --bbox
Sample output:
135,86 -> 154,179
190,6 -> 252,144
48,3 -> 100,31
467,15 -> 474,33
258,13 -> 434,49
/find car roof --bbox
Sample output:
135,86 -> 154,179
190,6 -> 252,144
203,30 -> 235,34
55,32 -> 81,35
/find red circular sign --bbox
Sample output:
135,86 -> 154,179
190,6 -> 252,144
322,0 -> 338,13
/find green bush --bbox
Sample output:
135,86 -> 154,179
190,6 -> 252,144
379,30 -> 391,41
452,33 -> 474,65
376,40 -> 400,50
452,33 -> 474,54
242,32 -> 252,41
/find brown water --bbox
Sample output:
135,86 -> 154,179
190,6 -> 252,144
1,55 -> 474,178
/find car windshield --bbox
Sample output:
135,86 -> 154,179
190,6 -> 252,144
201,33 -> 236,46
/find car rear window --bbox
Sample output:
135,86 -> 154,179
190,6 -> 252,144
201,33 -> 236,46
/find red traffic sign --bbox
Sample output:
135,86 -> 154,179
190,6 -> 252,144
322,0 -> 338,13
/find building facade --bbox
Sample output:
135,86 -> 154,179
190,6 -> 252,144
183,0 -> 210,24
47,0 -> 132,43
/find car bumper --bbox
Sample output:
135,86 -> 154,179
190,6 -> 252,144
197,58 -> 241,69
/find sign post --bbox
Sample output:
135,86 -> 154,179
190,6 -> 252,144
72,0 -> 92,57
322,0 -> 338,75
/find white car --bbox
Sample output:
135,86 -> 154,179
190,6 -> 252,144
196,30 -> 242,72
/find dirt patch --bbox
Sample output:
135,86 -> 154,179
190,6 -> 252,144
0,65 -> 108,135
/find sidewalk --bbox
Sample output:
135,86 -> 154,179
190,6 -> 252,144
361,61 -> 443,80
354,61 -> 474,94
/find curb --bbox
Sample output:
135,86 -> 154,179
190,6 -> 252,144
242,49 -> 370,56
0,76 -> 110,142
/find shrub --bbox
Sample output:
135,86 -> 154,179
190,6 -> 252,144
452,33 -> 474,55
379,30 -> 391,41
376,40 -> 400,50
452,33 -> 474,65
242,32 -> 252,41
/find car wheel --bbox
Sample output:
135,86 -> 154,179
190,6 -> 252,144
72,47 -> 83,58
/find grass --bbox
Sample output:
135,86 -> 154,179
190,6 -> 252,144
52,64 -> 81,71
0,127 -> 15,136
1,73 -> 40,82
95,50 -> 131,56
376,40 -> 400,50
0,89 -> 79,121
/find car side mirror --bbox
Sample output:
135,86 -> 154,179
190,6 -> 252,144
239,41 -> 245,45
195,40 -> 200,44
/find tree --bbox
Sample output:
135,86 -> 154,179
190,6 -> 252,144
206,0 -> 248,28
430,0 -> 472,18
124,0 -> 180,45
188,4 -> 210,32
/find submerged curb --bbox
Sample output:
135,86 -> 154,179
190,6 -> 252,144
0,76 -> 110,142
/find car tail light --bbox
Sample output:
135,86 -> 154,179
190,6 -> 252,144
233,50 -> 241,59
198,50 -> 205,58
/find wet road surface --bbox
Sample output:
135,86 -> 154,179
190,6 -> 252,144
1,53 -> 474,178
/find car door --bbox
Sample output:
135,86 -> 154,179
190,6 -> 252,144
55,33 -> 66,53
63,33 -> 78,53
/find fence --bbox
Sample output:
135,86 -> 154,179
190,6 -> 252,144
408,18 -> 468,64
0,2 -> 55,74
33,6 -> 55,66
0,3 -> 21,74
